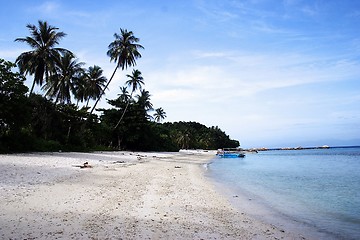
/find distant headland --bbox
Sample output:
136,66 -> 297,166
244,145 -> 360,152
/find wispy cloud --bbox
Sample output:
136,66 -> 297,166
26,1 -> 110,29
146,48 -> 360,109
283,0 -> 320,17
250,20 -> 290,34
31,1 -> 60,14
300,5 -> 319,16
195,0 -> 238,22
230,0 -> 278,19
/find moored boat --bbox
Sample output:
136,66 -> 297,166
217,148 -> 245,158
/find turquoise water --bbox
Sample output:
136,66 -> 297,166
207,147 -> 360,239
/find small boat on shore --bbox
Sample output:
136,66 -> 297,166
217,148 -> 245,158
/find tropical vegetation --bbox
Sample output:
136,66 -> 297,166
0,20 -> 239,153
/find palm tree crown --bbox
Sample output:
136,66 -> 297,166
43,52 -> 84,104
118,86 -> 130,103
154,107 -> 167,123
89,28 -> 144,115
83,65 -> 107,107
107,29 -> 144,70
136,89 -> 153,111
125,69 -> 144,94
15,20 -> 70,94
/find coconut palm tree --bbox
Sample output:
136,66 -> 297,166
136,89 -> 153,121
42,52 -> 85,104
82,65 -> 107,107
118,86 -> 130,103
89,28 -> 144,115
114,69 -> 145,129
154,107 -> 166,123
176,131 -> 191,149
125,69 -> 144,95
15,20 -> 70,95
136,89 -> 152,111
73,77 -> 86,106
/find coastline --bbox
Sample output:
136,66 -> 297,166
1,151 -> 312,239
206,163 -> 337,240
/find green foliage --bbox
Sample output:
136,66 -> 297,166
0,58 -> 239,153
0,58 -> 31,152
15,20 -> 70,94
162,121 -> 240,150
0,59 -> 29,129
154,107 -> 166,123
42,52 -> 84,104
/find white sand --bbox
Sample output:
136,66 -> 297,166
0,151 -> 310,239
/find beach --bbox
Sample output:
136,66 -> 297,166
0,151 -> 307,239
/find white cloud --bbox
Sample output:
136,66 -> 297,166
197,50 -> 360,87
153,89 -> 198,103
94,45 -> 360,123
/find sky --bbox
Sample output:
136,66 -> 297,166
1,0 -> 360,148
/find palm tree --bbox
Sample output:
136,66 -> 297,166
82,65 -> 107,107
118,86 -> 130,103
136,89 -> 153,121
15,20 -> 70,95
42,52 -> 85,104
114,69 -> 145,129
154,107 -> 166,123
89,28 -> 144,115
125,69 -> 144,95
176,131 -> 191,149
73,77 -> 86,106
136,89 -> 152,111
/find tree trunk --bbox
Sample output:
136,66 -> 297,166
89,66 -> 118,115
29,80 -> 36,96
66,125 -> 71,144
113,93 -> 132,129
117,134 -> 122,150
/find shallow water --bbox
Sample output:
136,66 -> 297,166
207,147 -> 360,239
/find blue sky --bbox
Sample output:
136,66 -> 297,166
1,0 -> 360,148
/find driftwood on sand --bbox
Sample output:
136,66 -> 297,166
73,162 -> 92,169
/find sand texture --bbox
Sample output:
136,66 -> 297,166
0,151 -> 308,239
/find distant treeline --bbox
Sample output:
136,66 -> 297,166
0,58 -> 239,153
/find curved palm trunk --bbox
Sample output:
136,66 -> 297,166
89,66 -> 118,115
29,80 -> 36,95
113,91 -> 133,129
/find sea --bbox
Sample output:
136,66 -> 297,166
206,147 -> 360,240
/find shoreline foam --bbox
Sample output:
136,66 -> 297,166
1,151 -> 313,239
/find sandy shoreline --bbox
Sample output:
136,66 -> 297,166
1,151 -> 310,239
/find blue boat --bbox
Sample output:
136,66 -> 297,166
217,148 -> 246,158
